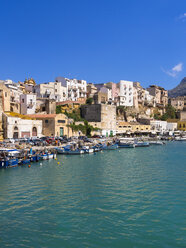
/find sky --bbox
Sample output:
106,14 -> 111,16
0,0 -> 185,89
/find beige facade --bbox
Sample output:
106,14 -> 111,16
27,113 -> 73,137
169,97 -> 185,111
116,121 -> 132,134
147,85 -> 168,107
0,83 -> 11,140
130,122 -> 151,132
81,104 -> 116,136
87,83 -> 98,98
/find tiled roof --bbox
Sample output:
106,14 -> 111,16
27,114 -> 57,119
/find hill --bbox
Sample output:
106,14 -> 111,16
168,77 -> 186,97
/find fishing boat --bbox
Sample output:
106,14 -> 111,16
149,141 -> 164,145
102,143 -> 118,150
20,158 -> 31,165
118,142 -> 135,148
67,149 -> 85,155
0,149 -> 19,168
135,141 -> 149,147
40,153 -> 56,160
82,146 -> 94,153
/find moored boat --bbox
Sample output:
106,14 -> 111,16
149,141 -> 164,145
118,142 -> 135,148
102,143 -> 118,150
0,149 -> 19,168
135,141 -> 149,147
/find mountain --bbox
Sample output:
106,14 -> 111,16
168,77 -> 186,98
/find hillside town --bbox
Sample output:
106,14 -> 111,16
0,76 -> 186,141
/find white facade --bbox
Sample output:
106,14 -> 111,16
166,122 -> 177,132
20,94 -> 36,115
150,120 -> 167,133
34,82 -> 67,102
118,80 -> 133,106
3,114 -> 42,138
56,78 -> 87,101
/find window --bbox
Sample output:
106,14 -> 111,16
183,124 -> 185,128
5,92 -> 7,97
45,120 -> 48,123
55,89 -> 57,92
58,120 -> 65,123
22,99 -> 24,103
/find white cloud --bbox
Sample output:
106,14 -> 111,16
162,63 -> 183,77
179,13 -> 186,21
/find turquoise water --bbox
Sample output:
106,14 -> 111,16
0,142 -> 185,248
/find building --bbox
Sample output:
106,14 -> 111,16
147,85 -> 168,107
81,104 -> 116,136
130,122 -> 151,133
0,82 -> 10,112
34,82 -> 67,102
117,80 -> 133,106
177,120 -> 186,131
105,82 -> 119,103
3,79 -> 22,113
2,112 -> 42,139
169,97 -> 185,111
55,77 -> 87,101
150,120 -> 167,133
27,113 -> 73,137
116,121 -> 132,135
87,83 -> 98,98
133,82 -> 155,109
166,122 -> 178,132
19,78 -> 36,94
20,94 -> 36,115
0,82 -> 11,140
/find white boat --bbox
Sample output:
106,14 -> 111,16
149,141 -> 164,145
82,146 -> 94,153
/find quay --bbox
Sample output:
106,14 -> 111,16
0,134 -> 185,169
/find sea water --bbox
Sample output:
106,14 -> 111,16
0,142 -> 185,248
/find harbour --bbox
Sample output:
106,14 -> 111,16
0,141 -> 185,248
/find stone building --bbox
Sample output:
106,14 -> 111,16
87,83 -> 98,98
169,97 -> 185,111
147,85 -> 168,107
81,104 -> 116,136
2,113 -> 42,139
0,82 -> 11,140
27,113 -> 73,137
3,79 -> 22,113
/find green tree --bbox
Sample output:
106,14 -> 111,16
56,105 -> 62,114
86,98 -> 93,105
161,104 -> 176,120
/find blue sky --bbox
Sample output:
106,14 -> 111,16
0,0 -> 185,89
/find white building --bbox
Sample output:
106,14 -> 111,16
2,113 -> 42,138
166,122 -> 177,132
56,77 -> 87,101
34,82 -> 67,102
117,80 -> 133,106
150,120 -> 167,134
20,94 -> 36,115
